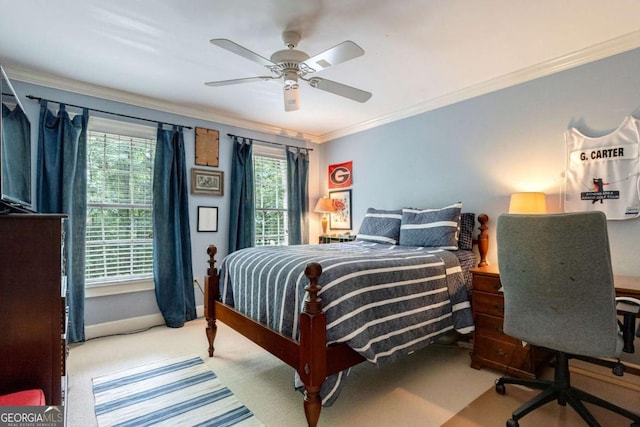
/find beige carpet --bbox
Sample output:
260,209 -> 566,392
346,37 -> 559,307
442,363 -> 640,427
67,318 -> 498,427
68,318 -> 640,427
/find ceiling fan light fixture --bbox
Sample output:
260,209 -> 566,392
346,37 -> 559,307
207,31 -> 370,107
283,84 -> 300,112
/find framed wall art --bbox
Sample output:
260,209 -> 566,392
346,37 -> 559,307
329,189 -> 352,230
328,160 -> 352,189
195,127 -> 220,167
191,168 -> 223,196
197,206 -> 218,232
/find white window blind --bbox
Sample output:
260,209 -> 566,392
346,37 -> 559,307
85,119 -> 155,285
253,146 -> 288,246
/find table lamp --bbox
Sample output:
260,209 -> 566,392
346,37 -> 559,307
508,192 -> 547,214
314,197 -> 337,235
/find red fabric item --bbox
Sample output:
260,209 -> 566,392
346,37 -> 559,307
0,389 -> 46,406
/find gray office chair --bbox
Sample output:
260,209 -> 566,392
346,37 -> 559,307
495,212 -> 640,427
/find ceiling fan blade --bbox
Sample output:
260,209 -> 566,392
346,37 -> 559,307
300,41 -> 364,73
210,39 -> 275,67
306,77 -> 372,103
204,76 -> 277,87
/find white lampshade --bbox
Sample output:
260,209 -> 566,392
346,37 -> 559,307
509,192 -> 547,214
314,197 -> 337,213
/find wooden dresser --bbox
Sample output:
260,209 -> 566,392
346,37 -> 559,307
470,265 -> 552,379
0,213 -> 67,405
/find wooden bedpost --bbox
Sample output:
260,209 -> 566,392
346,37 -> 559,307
477,214 -> 489,267
298,262 -> 326,427
205,245 -> 219,357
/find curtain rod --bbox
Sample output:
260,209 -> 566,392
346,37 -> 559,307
226,133 -> 313,152
26,95 -> 193,130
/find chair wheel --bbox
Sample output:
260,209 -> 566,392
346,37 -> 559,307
507,420 -> 519,427
495,383 -> 506,395
613,362 -> 625,376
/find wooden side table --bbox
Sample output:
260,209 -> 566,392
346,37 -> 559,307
318,234 -> 356,244
470,265 -> 553,379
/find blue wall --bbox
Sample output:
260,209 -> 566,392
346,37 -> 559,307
321,47 -> 640,275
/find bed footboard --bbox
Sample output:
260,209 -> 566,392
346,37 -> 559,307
204,245 -> 218,357
298,262 -> 325,426
204,245 -> 362,427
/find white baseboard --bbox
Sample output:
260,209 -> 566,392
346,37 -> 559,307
85,305 -> 205,340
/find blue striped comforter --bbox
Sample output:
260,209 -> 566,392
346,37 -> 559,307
219,241 -> 475,405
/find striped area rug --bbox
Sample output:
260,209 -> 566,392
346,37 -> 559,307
92,355 -> 263,427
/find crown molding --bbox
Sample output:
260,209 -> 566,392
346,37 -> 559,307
3,63 -> 322,144
6,29 -> 640,145
317,30 -> 640,143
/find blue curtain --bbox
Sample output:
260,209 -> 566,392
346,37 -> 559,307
228,136 -> 255,252
152,124 -> 196,328
36,101 -> 89,343
1,102 -> 31,204
286,147 -> 309,245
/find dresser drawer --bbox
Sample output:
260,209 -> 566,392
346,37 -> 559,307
472,274 -> 502,293
473,335 -> 534,372
472,291 -> 505,317
474,313 -> 520,344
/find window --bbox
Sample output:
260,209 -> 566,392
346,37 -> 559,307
253,145 -> 288,246
85,118 -> 156,286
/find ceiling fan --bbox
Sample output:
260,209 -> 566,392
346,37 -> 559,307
205,31 -> 372,111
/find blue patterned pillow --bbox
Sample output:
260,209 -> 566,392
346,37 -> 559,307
399,203 -> 462,249
356,208 -> 402,244
459,212 -> 476,250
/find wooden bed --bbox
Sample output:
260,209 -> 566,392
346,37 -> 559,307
204,214 -> 489,426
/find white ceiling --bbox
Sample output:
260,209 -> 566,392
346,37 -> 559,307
2,0 -> 640,143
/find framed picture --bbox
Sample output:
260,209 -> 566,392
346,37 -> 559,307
329,189 -> 352,230
195,127 -> 219,167
191,168 -> 223,196
328,161 -> 353,189
197,206 -> 218,232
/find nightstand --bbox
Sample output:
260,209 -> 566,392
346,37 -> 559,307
470,265 -> 553,379
318,234 -> 356,244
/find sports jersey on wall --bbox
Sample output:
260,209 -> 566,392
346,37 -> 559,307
565,116 -> 640,220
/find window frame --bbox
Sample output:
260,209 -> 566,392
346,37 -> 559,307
84,117 -> 157,297
253,144 -> 289,246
